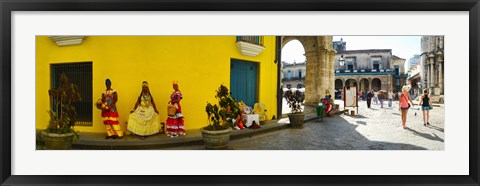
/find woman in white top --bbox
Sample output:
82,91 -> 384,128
387,90 -> 393,108
373,91 -> 378,104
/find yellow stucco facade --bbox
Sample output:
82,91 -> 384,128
36,36 -> 278,133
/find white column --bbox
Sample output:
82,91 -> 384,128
438,60 -> 443,94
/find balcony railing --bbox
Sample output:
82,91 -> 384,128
335,68 -> 399,74
236,36 -> 264,46
281,77 -> 306,81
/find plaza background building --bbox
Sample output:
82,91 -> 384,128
281,61 -> 306,89
334,49 -> 407,93
36,36 -> 279,132
280,39 -> 408,95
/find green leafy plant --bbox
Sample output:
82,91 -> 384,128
204,85 -> 240,130
283,89 -> 304,113
46,73 -> 81,136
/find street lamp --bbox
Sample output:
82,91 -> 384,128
339,55 -> 345,66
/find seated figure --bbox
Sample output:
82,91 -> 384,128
127,81 -> 161,139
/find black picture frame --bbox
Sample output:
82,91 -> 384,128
1,0 -> 479,185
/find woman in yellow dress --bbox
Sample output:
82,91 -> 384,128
127,81 -> 161,139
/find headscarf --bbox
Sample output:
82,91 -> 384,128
137,81 -> 155,103
105,78 -> 111,84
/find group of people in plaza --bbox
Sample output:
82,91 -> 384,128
339,86 -> 432,129
339,86 -> 433,129
97,79 -> 185,139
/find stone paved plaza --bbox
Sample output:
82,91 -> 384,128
164,99 -> 444,150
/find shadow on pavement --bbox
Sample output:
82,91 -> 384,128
349,115 -> 368,119
427,125 -> 444,133
404,128 -> 444,143
356,121 -> 367,125
226,115 -> 429,150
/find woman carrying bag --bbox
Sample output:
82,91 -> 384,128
399,86 -> 415,129
419,88 -> 433,126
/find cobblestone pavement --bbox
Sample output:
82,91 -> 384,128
164,99 -> 444,150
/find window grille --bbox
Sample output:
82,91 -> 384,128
51,62 -> 93,126
236,36 -> 264,46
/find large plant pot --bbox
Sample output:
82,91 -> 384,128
288,112 -> 305,129
200,127 -> 232,150
41,131 -> 75,150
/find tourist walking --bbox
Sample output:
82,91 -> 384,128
378,91 -> 385,108
373,91 -> 379,104
400,86 -> 415,129
388,90 -> 393,108
419,88 -> 433,126
366,90 -> 373,108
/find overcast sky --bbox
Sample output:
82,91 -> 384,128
281,36 -> 422,69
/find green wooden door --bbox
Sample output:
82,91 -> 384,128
230,59 -> 258,108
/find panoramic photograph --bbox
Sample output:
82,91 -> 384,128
35,35 -> 445,150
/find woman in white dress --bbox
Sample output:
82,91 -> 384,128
127,81 -> 161,139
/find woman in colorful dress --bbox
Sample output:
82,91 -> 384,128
101,79 -> 123,139
127,81 -> 161,139
166,81 -> 185,138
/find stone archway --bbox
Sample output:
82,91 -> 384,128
345,79 -> 358,87
335,79 -> 343,90
372,78 -> 381,91
359,78 -> 369,92
282,36 -> 335,105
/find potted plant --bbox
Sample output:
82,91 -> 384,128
42,73 -> 81,150
200,85 -> 239,150
284,89 -> 305,128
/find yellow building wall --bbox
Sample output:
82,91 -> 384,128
36,36 -> 278,133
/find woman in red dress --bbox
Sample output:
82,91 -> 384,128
101,79 -> 123,139
166,81 -> 185,138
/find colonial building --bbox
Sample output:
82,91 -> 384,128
333,38 -> 346,53
417,36 -> 444,103
281,61 -> 306,89
36,36 -> 279,132
407,54 -> 421,70
407,63 -> 422,99
334,49 -> 407,93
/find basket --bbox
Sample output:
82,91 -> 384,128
167,105 -> 177,116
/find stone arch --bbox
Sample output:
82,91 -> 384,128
345,78 -> 358,87
372,78 -> 381,91
335,79 -> 343,90
281,36 -> 335,105
359,78 -> 369,92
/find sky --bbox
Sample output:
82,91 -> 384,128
281,36 -> 422,70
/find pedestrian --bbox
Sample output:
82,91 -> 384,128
359,91 -> 363,101
378,91 -> 385,108
373,91 -> 378,104
99,78 -> 123,139
366,90 -> 373,108
399,86 -> 415,129
419,88 -> 433,126
388,90 -> 393,108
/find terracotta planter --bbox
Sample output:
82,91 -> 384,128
288,112 -> 305,129
41,131 -> 75,150
200,127 -> 232,150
